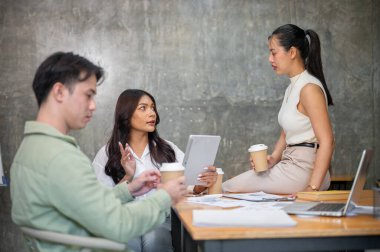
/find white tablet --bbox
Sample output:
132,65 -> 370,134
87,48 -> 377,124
182,135 -> 221,185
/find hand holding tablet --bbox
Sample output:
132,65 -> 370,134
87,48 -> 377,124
182,135 -> 221,186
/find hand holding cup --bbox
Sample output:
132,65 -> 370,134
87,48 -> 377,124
248,144 -> 269,172
159,176 -> 187,204
250,154 -> 277,171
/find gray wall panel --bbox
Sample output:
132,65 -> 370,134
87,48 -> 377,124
0,0 -> 378,250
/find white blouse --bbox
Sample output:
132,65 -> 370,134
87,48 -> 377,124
92,140 -> 185,199
278,70 -> 328,145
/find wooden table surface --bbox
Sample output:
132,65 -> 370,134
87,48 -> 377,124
174,190 -> 380,241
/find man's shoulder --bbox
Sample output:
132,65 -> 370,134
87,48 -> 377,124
13,130 -> 87,177
25,121 -> 78,146
23,132 -> 79,157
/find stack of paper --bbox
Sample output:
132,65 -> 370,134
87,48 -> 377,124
193,209 -> 297,227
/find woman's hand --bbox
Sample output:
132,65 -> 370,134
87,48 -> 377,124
267,155 -> 278,169
119,142 -> 136,182
197,166 -> 217,187
250,155 -> 278,171
192,166 -> 218,194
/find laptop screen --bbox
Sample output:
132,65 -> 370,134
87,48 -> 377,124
343,149 -> 374,214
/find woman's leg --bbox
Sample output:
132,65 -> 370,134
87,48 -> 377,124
223,147 -> 328,194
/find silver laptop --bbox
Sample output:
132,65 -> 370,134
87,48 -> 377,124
284,149 -> 373,217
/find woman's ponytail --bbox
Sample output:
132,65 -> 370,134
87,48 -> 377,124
305,29 -> 333,105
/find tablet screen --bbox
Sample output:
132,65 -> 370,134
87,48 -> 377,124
182,135 -> 221,185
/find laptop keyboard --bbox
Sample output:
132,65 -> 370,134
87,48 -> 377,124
309,203 -> 345,212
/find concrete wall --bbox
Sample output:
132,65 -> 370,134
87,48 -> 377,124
1,0 -> 379,250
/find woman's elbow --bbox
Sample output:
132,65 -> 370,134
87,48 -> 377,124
319,136 -> 335,150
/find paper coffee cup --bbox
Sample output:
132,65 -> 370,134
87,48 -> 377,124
160,162 -> 184,183
208,168 -> 224,194
248,144 -> 268,172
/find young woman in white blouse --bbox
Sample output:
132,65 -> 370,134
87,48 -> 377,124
93,89 -> 216,252
223,24 -> 334,194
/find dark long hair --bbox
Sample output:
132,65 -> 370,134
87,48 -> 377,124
105,89 -> 176,184
269,24 -> 333,105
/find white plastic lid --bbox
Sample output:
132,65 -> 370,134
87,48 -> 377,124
248,144 -> 268,152
160,162 -> 185,171
216,168 -> 224,174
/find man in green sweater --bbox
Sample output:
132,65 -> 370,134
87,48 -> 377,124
10,52 -> 187,252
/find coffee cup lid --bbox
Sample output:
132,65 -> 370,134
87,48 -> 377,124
248,144 -> 268,152
160,162 -> 185,171
216,168 -> 224,174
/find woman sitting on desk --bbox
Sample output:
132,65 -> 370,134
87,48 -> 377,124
92,89 -> 217,252
223,24 -> 334,194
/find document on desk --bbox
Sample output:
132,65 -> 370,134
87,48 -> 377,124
186,193 -> 294,208
186,194 -> 245,208
223,191 -> 295,202
193,209 -> 297,227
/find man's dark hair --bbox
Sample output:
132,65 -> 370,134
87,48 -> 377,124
32,52 -> 104,107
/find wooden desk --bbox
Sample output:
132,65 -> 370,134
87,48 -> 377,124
171,191 -> 380,252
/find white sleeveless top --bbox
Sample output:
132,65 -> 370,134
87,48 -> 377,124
278,70 -> 328,145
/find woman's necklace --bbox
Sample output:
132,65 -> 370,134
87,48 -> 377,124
286,71 -> 303,103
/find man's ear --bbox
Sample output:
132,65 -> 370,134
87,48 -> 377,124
51,82 -> 67,102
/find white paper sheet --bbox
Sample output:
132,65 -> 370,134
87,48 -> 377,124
186,193 -> 295,209
186,194 -> 245,208
223,191 -> 295,202
237,202 -> 293,211
193,209 -> 297,227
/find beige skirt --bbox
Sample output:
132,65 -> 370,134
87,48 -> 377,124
222,146 -> 330,194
